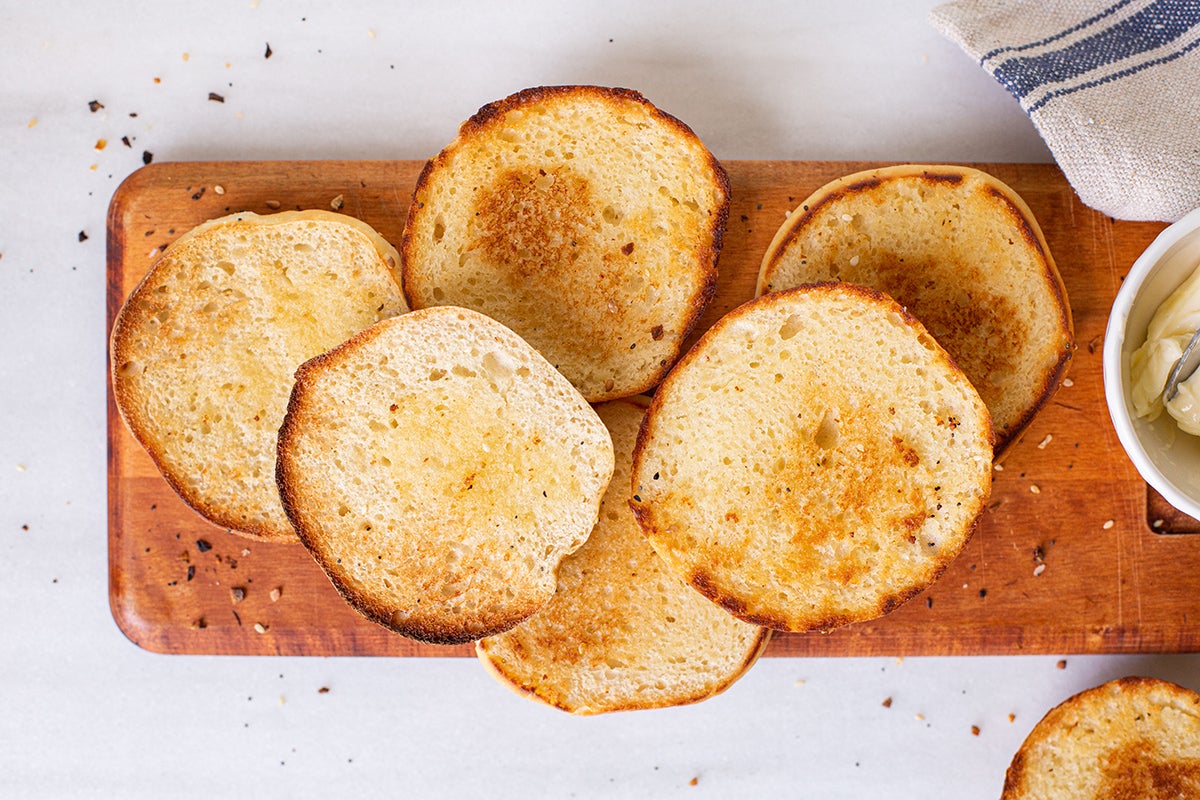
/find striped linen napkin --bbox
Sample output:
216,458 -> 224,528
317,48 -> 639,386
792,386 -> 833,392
930,0 -> 1200,222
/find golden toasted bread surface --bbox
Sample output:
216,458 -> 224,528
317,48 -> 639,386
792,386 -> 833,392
758,164 -> 1072,452
631,283 -> 992,633
402,85 -> 729,402
1002,677 -> 1200,800
276,306 -> 615,645
109,210 -> 407,542
477,397 -> 769,714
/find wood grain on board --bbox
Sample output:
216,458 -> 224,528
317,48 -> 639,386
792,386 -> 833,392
107,160 -> 1198,658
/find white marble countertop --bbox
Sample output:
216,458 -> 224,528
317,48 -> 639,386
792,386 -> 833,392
2,2 -> 1196,797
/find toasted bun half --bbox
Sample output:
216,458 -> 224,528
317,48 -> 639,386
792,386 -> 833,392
109,210 -> 408,542
477,396 -> 770,714
631,283 -> 993,633
276,306 -> 615,645
758,164 -> 1073,453
1002,676 -> 1200,799
401,85 -> 729,402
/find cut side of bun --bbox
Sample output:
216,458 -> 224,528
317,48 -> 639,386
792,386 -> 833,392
402,85 -> 729,402
758,164 -> 1072,452
477,397 -> 769,714
632,282 -> 993,633
1002,677 -> 1200,799
109,210 -> 408,542
276,306 -> 615,645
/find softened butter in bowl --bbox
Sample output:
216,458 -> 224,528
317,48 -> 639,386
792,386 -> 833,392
1129,260 -> 1200,434
1103,205 -> 1200,520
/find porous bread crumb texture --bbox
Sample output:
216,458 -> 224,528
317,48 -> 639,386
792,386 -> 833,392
277,307 -> 615,645
759,166 -> 1072,450
632,283 -> 993,633
110,211 -> 407,541
477,397 -> 769,714
402,85 -> 728,402
1002,677 -> 1200,800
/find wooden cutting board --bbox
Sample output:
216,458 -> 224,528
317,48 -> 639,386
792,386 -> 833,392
107,160 -> 1199,658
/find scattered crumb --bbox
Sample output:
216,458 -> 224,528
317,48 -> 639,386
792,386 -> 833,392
882,697 -> 893,708
1063,378 -> 1074,388
1056,659 -> 1067,670
993,463 -> 1004,471
330,194 -> 344,211
1033,563 -> 1046,577
971,725 -> 981,736
1030,484 -> 1041,494
241,548 -> 251,556
318,686 -> 330,694
153,77 -> 161,84
88,100 -> 104,112
1102,519 -> 1115,530
1153,518 -> 1164,529
279,694 -> 286,706
1037,434 -> 1052,449
27,117 -> 37,128
208,92 -> 225,103
78,231 -> 88,242
915,713 -> 925,721
231,587 -> 246,603
196,539 -> 212,552
367,28 -> 376,39
16,464 -> 26,472
265,42 -> 273,59
1008,713 -> 1016,723
182,52 -> 189,62
89,164 -> 98,172
689,777 -> 699,787
270,587 -> 282,602
254,622 -> 268,634
94,138 -> 107,151
142,150 -> 153,165
214,184 -> 225,195
894,656 -> 904,665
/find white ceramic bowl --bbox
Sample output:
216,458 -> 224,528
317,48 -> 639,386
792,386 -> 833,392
1104,206 -> 1200,520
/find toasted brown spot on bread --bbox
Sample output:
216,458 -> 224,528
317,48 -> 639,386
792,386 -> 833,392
472,169 -> 593,280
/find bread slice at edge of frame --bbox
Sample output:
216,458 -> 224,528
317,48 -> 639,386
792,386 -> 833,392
1001,675 -> 1200,799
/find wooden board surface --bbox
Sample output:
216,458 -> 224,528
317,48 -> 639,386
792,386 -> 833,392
107,159 -> 1200,658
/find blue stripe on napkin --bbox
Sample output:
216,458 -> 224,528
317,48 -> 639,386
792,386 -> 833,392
989,0 -> 1200,105
1027,34 -> 1200,111
979,0 -> 1137,62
